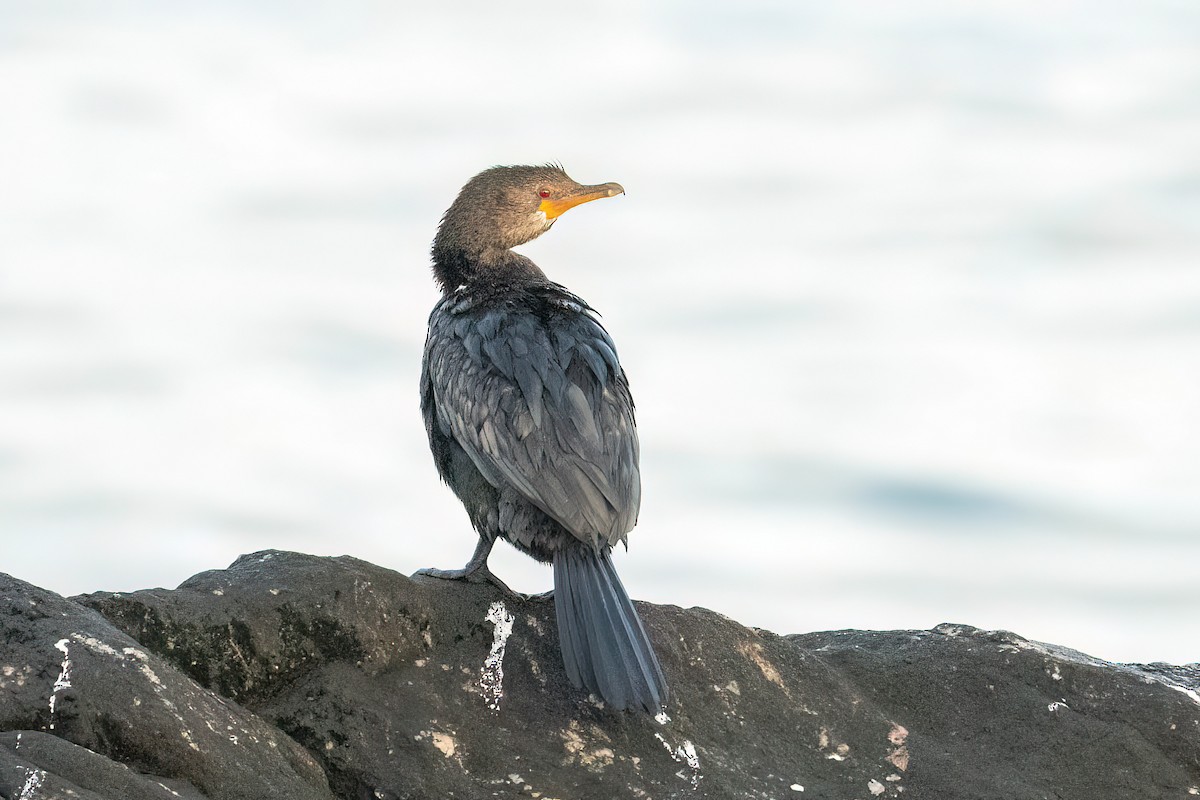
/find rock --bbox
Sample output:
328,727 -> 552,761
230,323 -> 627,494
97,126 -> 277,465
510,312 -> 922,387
2,550 -> 1197,799
789,625 -> 1200,799
0,730 -> 206,800
79,551 -> 712,800
0,570 -> 333,800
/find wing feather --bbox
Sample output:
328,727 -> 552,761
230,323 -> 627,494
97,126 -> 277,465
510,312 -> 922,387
424,292 -> 640,545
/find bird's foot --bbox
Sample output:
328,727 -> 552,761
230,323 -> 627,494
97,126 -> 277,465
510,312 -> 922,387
413,565 -> 523,600
413,565 -> 479,581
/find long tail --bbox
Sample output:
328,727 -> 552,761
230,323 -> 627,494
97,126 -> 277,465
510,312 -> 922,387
552,545 -> 669,713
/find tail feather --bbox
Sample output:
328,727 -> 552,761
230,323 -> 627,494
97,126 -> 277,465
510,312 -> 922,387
576,553 -> 633,708
553,546 -> 669,713
594,555 -> 665,704
555,551 -> 597,691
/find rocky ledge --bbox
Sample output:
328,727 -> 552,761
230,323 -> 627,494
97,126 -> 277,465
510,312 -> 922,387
1,550 -> 1197,800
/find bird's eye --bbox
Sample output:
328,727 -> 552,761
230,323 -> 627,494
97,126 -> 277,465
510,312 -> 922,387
539,190 -> 551,198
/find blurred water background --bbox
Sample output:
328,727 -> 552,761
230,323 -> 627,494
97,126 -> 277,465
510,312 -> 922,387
1,1 -> 1198,664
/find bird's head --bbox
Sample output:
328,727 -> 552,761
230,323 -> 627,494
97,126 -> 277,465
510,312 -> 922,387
434,165 -> 624,260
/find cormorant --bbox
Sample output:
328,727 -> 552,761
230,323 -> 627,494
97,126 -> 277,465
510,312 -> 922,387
417,164 -> 669,713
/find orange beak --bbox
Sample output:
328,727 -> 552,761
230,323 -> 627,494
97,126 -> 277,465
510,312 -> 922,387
539,182 -> 625,220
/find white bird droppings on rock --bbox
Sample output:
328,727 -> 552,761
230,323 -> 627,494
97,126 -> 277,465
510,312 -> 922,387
17,768 -> 45,800
654,732 -> 701,789
480,601 -> 514,711
123,646 -> 163,686
48,638 -> 72,729
790,783 -> 804,792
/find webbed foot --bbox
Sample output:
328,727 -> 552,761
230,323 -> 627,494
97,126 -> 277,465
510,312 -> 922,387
414,564 -> 522,599
414,565 -> 480,581
413,537 -> 523,596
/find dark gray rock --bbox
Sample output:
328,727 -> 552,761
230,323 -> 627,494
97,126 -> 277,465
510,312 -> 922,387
0,730 -> 205,800
79,551 -> 716,800
73,550 -> 1200,800
790,625 -> 1200,799
3,550 -> 1197,799
0,571 -> 333,800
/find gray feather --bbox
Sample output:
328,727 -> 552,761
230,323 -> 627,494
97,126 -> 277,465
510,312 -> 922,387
425,288 -> 640,546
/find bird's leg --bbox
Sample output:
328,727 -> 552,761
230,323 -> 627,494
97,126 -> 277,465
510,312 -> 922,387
414,536 -> 494,580
414,537 -> 521,598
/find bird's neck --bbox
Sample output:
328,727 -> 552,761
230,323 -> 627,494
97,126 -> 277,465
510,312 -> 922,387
431,243 -> 547,295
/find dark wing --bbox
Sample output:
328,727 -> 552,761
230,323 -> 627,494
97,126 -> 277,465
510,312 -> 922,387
423,292 -> 640,548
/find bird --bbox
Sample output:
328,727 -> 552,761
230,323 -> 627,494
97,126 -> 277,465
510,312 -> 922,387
417,164 -> 669,713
